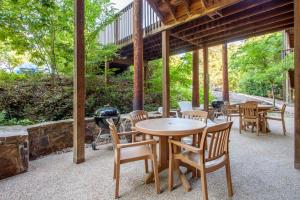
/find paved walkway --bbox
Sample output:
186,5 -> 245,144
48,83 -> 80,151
0,117 -> 299,200
212,91 -> 295,115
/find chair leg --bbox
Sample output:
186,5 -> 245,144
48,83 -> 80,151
144,159 -> 149,173
168,155 -> 174,191
200,168 -> 208,200
152,147 -> 161,194
239,118 -> 242,134
115,160 -> 120,199
256,120 -> 259,136
225,161 -> 234,197
113,161 -> 116,179
282,117 -> 287,135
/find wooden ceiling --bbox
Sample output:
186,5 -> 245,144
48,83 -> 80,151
148,0 -> 241,25
117,0 -> 294,63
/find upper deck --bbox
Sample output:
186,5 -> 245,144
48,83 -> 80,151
99,0 -> 294,64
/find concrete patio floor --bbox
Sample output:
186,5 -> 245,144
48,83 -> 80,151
0,117 -> 299,200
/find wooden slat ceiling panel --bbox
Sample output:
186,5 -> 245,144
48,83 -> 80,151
118,0 -> 294,64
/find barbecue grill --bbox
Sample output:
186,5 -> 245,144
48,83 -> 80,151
92,106 -> 120,150
211,100 -> 225,118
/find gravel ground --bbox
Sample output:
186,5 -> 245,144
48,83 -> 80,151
0,117 -> 299,200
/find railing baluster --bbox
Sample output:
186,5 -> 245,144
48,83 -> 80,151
99,2 -> 161,45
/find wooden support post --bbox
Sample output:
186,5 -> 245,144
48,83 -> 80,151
162,30 -> 170,118
192,49 -> 200,107
294,0 -> 300,169
105,61 -> 109,87
144,61 -> 149,88
222,43 -> 230,102
203,46 -> 209,112
73,0 -> 85,164
133,0 -> 144,110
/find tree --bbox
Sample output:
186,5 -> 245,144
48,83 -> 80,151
0,0 -> 117,74
230,32 -> 286,105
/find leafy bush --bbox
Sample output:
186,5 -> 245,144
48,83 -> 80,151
0,69 -> 162,125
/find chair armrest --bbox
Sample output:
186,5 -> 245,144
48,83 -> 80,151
116,139 -> 157,149
267,110 -> 282,114
117,131 -> 139,137
169,139 -> 201,153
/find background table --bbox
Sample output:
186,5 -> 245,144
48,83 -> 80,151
135,118 -> 206,191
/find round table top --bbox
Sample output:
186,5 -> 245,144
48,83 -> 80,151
135,118 -> 206,137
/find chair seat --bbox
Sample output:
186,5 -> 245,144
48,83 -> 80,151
182,151 -> 226,169
120,145 -> 151,163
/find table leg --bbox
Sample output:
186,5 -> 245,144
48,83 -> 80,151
145,136 -> 192,192
145,136 -> 169,184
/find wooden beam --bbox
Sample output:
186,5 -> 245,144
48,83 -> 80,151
203,46 -> 209,111
179,2 -> 293,41
73,0 -> 85,164
182,0 -> 191,15
146,0 -> 165,21
162,30 -> 170,117
191,8 -> 294,43
164,0 -> 177,20
173,0 -> 274,35
133,0 -> 144,110
294,0 -> 300,170
222,43 -> 229,102
192,49 -> 200,107
200,0 -> 209,9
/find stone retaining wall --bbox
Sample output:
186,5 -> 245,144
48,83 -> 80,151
27,118 -> 100,160
0,131 -> 29,180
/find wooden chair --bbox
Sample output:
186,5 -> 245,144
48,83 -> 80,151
181,110 -> 208,147
265,104 -> 287,135
239,102 -> 262,136
168,122 -> 234,200
129,110 -> 150,173
224,102 -> 240,122
106,119 -> 160,198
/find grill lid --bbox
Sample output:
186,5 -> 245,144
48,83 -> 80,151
94,106 -> 120,117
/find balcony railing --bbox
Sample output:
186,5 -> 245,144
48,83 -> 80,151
99,0 -> 162,46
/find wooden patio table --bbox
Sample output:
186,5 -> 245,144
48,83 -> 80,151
234,103 -> 273,133
135,118 -> 206,192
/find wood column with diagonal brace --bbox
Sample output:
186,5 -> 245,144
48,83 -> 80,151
222,43 -> 230,102
162,30 -> 170,118
294,0 -> 300,170
203,46 -> 209,111
73,0 -> 85,164
192,49 -> 200,107
133,0 -> 144,110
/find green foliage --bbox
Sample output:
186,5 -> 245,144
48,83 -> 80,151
229,32 -> 289,98
147,53 -> 214,109
0,0 -> 118,74
0,69 -> 162,124
0,111 -> 33,125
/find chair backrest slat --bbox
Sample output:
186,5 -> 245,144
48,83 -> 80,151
106,118 -> 120,146
239,102 -> 259,119
200,122 -> 233,162
129,110 -> 149,127
182,110 -> 208,124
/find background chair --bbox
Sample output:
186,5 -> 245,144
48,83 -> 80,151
168,122 -> 234,200
106,119 -> 160,198
239,102 -> 262,136
265,104 -> 287,135
181,110 -> 208,147
224,102 -> 240,122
